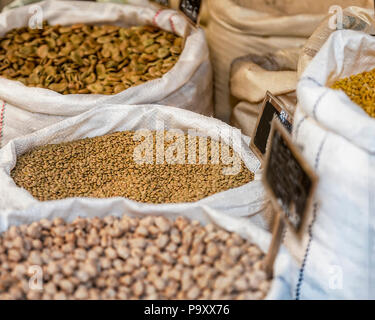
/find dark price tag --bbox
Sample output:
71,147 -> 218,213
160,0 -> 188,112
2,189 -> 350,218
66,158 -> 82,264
263,119 -> 318,237
179,0 -> 202,25
151,0 -> 170,7
251,91 -> 293,161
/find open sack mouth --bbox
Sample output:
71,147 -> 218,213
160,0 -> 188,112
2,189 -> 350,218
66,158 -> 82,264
0,22 -> 183,95
10,129 -> 254,204
0,213 -> 272,300
331,69 -> 375,119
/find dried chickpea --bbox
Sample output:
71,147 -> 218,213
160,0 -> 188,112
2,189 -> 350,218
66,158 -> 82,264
0,215 -> 271,300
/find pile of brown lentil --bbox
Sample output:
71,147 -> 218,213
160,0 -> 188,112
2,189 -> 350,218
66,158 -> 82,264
11,131 -> 254,203
0,22 -> 182,94
0,215 -> 271,300
331,69 -> 375,118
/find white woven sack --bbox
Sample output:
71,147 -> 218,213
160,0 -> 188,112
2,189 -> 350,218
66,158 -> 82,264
201,207 -> 293,300
0,104 -> 266,229
297,6 -> 375,78
0,0 -> 213,147
0,201 -> 293,299
288,30 -> 375,299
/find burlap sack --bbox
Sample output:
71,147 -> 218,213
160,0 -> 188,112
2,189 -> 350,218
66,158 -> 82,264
205,0 -> 373,123
230,49 -> 298,137
235,0 -> 372,16
0,0 -> 213,147
231,93 -> 297,139
0,0 -> 14,11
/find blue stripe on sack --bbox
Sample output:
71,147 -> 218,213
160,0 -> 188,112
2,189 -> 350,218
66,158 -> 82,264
295,134 -> 327,300
298,77 -> 328,121
312,91 -> 329,121
299,76 -> 323,87
295,116 -> 307,140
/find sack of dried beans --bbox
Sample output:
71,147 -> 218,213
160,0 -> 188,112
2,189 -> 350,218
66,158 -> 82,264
0,0 -> 212,147
0,103 -> 264,222
288,30 -> 375,299
0,103 -> 288,299
0,204 -> 292,300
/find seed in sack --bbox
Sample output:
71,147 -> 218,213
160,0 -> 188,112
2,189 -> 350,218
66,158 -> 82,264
11,131 -> 254,203
0,215 -> 271,300
331,69 -> 375,118
0,22 -> 182,95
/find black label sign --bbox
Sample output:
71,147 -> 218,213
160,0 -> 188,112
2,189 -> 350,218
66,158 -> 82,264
251,91 -> 293,160
263,120 -> 318,237
151,0 -> 170,7
179,0 -> 201,24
